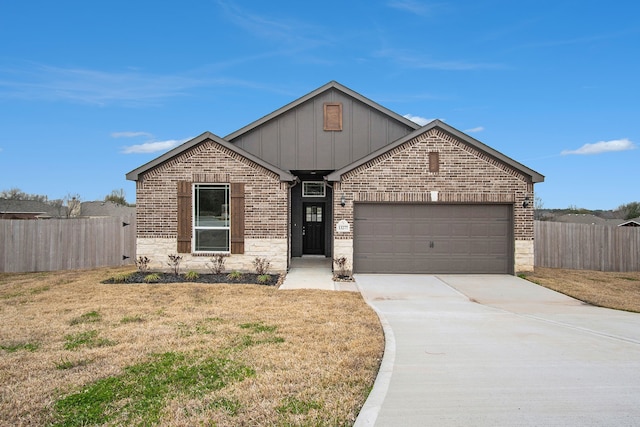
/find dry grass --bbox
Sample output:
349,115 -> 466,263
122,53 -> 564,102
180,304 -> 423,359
0,267 -> 384,426
522,267 -> 640,313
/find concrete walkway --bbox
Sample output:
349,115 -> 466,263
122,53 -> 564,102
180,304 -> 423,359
354,274 -> 640,427
279,256 -> 357,291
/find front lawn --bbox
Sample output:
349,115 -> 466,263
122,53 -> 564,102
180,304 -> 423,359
0,267 -> 384,426
521,267 -> 640,313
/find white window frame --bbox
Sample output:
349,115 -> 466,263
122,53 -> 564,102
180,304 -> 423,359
192,183 -> 231,253
302,181 -> 326,198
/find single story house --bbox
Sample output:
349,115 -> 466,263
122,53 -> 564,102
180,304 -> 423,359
0,199 -> 66,219
618,219 -> 640,227
126,81 -> 544,275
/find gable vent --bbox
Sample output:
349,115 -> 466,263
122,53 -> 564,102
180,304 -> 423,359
324,103 -> 343,131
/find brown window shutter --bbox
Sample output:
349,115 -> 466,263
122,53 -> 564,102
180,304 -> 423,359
177,181 -> 192,253
429,152 -> 440,173
230,183 -> 245,254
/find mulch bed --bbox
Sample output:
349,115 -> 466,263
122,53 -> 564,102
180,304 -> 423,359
102,272 -> 282,286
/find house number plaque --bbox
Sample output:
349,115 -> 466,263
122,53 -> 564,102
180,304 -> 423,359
336,219 -> 350,233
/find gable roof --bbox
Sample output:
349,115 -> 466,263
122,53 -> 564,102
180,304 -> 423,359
126,131 -> 295,182
0,199 -> 67,218
617,218 -> 640,227
79,201 -> 136,218
224,80 -> 420,141
553,213 -> 606,225
326,120 -> 545,183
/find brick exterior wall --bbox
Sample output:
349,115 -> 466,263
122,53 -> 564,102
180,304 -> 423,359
332,128 -> 536,272
135,139 -> 289,272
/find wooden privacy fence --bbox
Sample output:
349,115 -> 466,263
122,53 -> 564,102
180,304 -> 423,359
0,216 -> 136,273
535,221 -> 640,272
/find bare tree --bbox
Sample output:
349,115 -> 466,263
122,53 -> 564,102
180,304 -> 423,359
64,193 -> 82,218
534,195 -> 544,220
104,188 -> 128,206
0,187 -> 48,202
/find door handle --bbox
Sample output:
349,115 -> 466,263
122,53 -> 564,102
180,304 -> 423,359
302,226 -> 306,236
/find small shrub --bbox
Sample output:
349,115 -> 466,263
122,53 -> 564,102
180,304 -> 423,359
227,270 -> 243,280
109,272 -> 134,283
206,254 -> 228,274
167,254 -> 183,275
144,273 -> 161,284
257,274 -> 271,284
334,256 -> 347,275
333,256 -> 352,279
185,271 -> 199,281
135,256 -> 151,272
253,257 -> 271,275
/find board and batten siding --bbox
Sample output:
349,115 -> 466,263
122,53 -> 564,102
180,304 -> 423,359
534,221 -> 640,272
229,88 -> 415,171
0,216 -> 136,273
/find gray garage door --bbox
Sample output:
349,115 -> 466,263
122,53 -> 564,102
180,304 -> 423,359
353,204 -> 513,274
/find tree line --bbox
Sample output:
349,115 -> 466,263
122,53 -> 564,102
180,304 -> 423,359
0,188 -> 132,207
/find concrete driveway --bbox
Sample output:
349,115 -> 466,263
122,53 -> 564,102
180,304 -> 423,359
354,274 -> 640,427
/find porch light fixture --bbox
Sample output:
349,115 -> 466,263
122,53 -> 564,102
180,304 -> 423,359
340,193 -> 346,207
523,196 -> 530,208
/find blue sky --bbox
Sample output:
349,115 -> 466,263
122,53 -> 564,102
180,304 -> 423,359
1,0 -> 638,209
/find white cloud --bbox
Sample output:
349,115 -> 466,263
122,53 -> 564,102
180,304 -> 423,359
216,0 -> 331,48
374,48 -> 504,71
403,114 -> 434,126
111,131 -> 153,139
121,138 -> 189,154
0,62 -> 296,106
561,138 -> 637,155
464,126 -> 484,133
387,0 -> 444,16
0,63 -> 202,106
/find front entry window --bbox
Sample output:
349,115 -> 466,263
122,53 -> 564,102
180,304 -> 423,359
193,184 -> 230,252
306,205 -> 322,222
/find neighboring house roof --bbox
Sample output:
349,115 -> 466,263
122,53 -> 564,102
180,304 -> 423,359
79,201 -> 136,218
617,218 -> 640,227
0,199 -> 67,219
551,214 -> 640,226
224,80 -> 420,141
126,132 -> 295,182
326,119 -> 545,183
553,214 -> 607,225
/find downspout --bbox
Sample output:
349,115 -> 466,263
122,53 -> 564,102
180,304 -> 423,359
286,176 -> 300,271
324,177 -> 336,272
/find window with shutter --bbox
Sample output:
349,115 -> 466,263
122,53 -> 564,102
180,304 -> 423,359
193,184 -> 230,252
177,181 -> 244,254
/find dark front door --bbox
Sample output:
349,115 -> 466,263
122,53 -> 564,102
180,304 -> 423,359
303,203 -> 325,255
